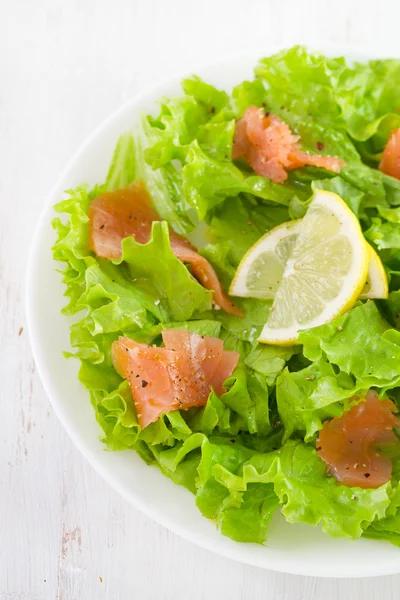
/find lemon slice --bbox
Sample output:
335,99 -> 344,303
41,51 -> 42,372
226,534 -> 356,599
230,223 -> 387,303
359,244 -> 388,300
259,190 -> 369,345
229,220 -> 302,299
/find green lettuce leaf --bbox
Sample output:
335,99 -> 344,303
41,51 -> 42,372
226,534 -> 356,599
363,518 -> 400,547
204,195 -> 290,270
254,46 -> 344,127
259,440 -> 392,538
299,301 -> 400,391
232,79 -> 267,116
144,76 -> 229,170
136,118 -> 194,234
255,45 -> 400,151
181,142 -> 294,220
158,434 -> 279,543
221,363 -> 270,436
312,176 -> 364,217
365,218 -> 400,251
332,59 -> 400,145
52,185 -> 95,314
119,221 -> 212,321
167,437 -> 394,541
244,344 -> 300,386
103,134 -> 137,191
276,361 -> 357,441
82,261 -> 160,334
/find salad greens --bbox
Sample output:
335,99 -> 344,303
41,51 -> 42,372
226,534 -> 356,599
53,46 -> 400,546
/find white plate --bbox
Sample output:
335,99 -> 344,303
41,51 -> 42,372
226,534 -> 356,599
26,43 -> 400,578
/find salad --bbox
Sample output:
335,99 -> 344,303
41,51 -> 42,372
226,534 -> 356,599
53,46 -> 400,546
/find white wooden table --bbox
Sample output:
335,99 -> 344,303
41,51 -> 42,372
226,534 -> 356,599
2,1 -> 400,597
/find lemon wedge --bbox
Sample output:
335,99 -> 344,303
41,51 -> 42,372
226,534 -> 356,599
359,244 -> 388,300
258,190 -> 369,345
229,220 -> 302,299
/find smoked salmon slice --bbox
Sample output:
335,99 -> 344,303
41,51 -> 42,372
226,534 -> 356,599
317,390 -> 400,489
88,182 -> 242,316
379,128 -> 400,179
233,106 -> 345,183
112,330 -> 240,428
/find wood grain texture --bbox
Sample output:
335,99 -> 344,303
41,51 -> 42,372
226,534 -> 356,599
1,0 -> 400,598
